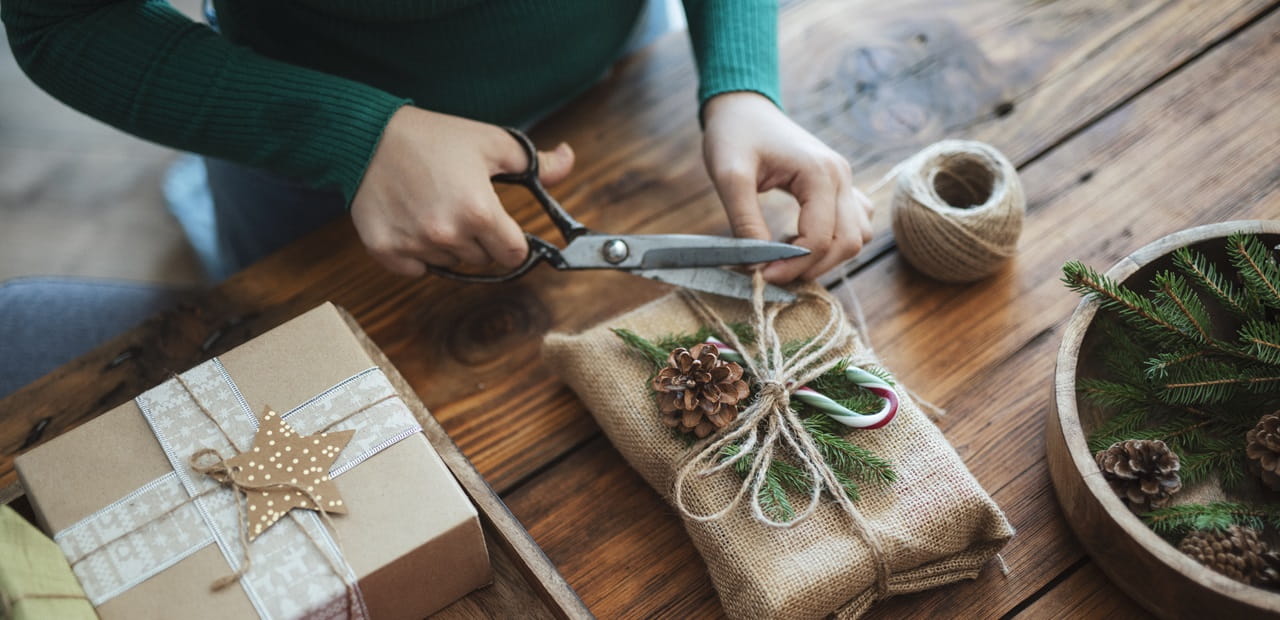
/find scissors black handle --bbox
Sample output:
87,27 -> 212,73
427,127 -> 587,283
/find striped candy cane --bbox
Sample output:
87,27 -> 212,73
706,338 -> 897,429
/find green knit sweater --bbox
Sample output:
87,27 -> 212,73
1,0 -> 779,204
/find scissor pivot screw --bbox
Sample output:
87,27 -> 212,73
602,239 -> 630,264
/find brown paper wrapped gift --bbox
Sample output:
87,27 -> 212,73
16,303 -> 492,619
542,285 -> 1014,619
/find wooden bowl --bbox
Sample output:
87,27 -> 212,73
1047,220 -> 1280,618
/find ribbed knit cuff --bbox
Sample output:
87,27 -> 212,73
684,0 -> 782,112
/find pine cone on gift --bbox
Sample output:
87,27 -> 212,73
1094,439 -> 1182,509
1246,412 -> 1280,491
652,343 -> 750,438
1178,525 -> 1280,586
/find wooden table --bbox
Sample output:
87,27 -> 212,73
3,1 -> 1279,617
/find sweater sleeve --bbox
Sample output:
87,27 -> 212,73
681,0 -> 781,109
0,0 -> 410,204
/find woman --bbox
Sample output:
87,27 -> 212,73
2,0 -> 870,283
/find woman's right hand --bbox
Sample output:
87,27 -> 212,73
350,106 -> 575,277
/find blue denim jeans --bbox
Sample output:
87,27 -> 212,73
204,158 -> 346,280
0,278 -> 183,398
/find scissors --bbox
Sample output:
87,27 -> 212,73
427,128 -> 807,303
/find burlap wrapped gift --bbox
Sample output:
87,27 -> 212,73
543,284 -> 1013,618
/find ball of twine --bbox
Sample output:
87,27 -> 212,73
889,139 -> 1025,283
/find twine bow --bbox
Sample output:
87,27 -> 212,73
672,271 -> 893,597
189,447 -> 346,591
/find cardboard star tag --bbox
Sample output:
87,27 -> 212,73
222,408 -> 355,541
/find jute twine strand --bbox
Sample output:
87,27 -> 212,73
672,271 -> 893,598
887,139 -> 1025,283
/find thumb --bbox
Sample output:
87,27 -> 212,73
537,143 -> 575,187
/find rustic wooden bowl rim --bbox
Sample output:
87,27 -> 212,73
1055,219 -> 1280,611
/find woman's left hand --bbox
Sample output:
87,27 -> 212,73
701,91 -> 872,283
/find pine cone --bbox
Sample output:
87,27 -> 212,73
1247,412 -> 1280,491
652,343 -> 750,438
1095,439 -> 1182,509
1178,525 -> 1280,586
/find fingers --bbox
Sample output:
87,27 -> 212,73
853,187 -> 874,245
474,199 -> 530,269
371,252 -> 428,278
762,164 -> 836,282
803,179 -> 866,280
712,161 -> 773,242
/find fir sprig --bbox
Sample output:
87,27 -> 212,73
1143,502 -> 1280,538
1241,320 -> 1280,365
1065,233 -> 1280,495
615,327 -> 895,523
1173,246 -> 1261,318
1227,233 -> 1280,310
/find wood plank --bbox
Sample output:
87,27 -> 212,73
503,10 -> 1280,617
1,0 -> 1270,503
341,307 -> 590,619
1012,562 -> 1151,620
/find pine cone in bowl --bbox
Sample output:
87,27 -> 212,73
1095,439 -> 1182,510
1179,525 -> 1280,587
1246,411 -> 1280,491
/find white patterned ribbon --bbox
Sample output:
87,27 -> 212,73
53,360 -> 423,619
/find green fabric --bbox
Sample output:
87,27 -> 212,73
1,0 -> 780,206
0,505 -> 95,620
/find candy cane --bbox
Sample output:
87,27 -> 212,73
706,338 -> 897,429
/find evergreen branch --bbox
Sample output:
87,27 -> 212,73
1173,246 -> 1261,318
1156,358 -> 1254,404
1063,262 -> 1186,344
1144,349 -> 1210,379
757,473 -> 795,522
1161,419 -> 1213,442
1240,320 -> 1280,365
1096,318 -> 1157,384
1143,502 -> 1280,536
1086,406 -> 1151,453
612,328 -> 670,368
1151,271 -> 1213,343
1180,441 -> 1246,487
1064,262 -> 1265,364
1077,378 -> 1150,408
1227,233 -> 1280,310
1161,372 -> 1280,404
805,421 -> 896,485
832,469 -> 861,503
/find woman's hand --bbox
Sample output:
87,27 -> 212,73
702,92 -> 872,283
351,106 -> 575,277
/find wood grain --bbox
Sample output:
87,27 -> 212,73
2,0 -> 1279,617
340,307 -> 591,619
2,0 -> 1271,504
1012,562 -> 1152,620
505,9 -> 1280,618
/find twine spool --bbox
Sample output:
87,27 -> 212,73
888,140 -> 1025,283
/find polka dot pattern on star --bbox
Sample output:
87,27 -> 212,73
220,407 -> 356,541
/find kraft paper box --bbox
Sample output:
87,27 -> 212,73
15,303 -> 492,619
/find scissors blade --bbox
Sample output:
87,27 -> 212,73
631,268 -> 796,303
558,234 -> 807,270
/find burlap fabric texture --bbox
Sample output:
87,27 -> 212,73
542,285 -> 1014,618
